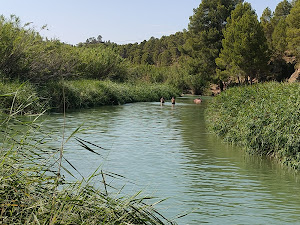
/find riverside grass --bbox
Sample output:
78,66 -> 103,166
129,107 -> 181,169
0,92 -> 177,224
0,79 -> 180,113
43,79 -> 180,111
206,82 -> 300,169
0,81 -> 45,114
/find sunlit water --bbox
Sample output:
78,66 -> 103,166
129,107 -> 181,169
40,96 -> 300,224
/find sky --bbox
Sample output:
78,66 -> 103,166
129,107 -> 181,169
1,0 -> 283,45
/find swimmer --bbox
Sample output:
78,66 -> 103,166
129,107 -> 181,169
171,97 -> 175,104
194,98 -> 202,104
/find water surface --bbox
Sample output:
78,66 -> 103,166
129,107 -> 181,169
41,96 -> 300,224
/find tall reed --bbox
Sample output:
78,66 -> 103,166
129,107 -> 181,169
206,82 -> 300,169
0,80 -> 45,114
41,79 -> 180,111
0,90 -> 177,224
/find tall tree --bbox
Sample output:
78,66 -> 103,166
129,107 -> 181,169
141,52 -> 154,65
260,1 -> 292,53
216,2 -> 269,83
159,50 -> 172,66
272,18 -> 288,56
187,0 -> 242,66
260,7 -> 273,47
185,0 -> 242,93
286,0 -> 300,59
259,1 -> 294,81
272,0 -> 293,24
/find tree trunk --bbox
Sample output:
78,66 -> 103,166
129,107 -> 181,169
219,80 -> 224,92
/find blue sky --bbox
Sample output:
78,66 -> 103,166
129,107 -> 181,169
1,0 -> 283,45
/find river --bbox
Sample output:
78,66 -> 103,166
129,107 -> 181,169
41,96 -> 300,224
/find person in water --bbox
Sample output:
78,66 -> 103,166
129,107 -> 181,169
171,97 -> 175,104
194,98 -> 202,104
160,97 -> 165,104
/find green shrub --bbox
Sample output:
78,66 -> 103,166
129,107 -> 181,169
206,82 -> 300,169
41,79 -> 180,111
76,46 -> 129,81
0,81 -> 44,114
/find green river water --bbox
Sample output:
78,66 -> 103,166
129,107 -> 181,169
41,96 -> 300,224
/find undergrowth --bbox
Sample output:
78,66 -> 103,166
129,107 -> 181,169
0,90 -> 176,224
206,82 -> 300,169
0,79 -> 180,113
42,80 -> 180,111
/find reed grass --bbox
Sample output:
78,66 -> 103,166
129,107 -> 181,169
41,79 -> 180,111
0,81 -> 45,114
0,91 -> 177,224
206,82 -> 300,169
0,79 -> 180,113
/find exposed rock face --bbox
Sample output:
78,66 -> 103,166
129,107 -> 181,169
288,67 -> 300,83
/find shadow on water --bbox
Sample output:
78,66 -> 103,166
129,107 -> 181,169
38,96 -> 300,225
177,96 -> 300,224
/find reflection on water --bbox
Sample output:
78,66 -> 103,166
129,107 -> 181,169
40,96 -> 300,225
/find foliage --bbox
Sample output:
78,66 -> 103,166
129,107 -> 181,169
272,18 -> 288,57
25,40 -> 82,82
1,0 -> 300,105
0,80 -> 44,114
186,0 -> 242,81
110,33 -> 187,67
259,0 -> 296,82
0,15 -> 37,80
272,0 -> 293,25
216,2 -> 269,82
269,0 -> 292,58
260,7 -> 274,48
76,45 -> 129,81
41,79 -> 180,111
0,15 -> 129,83
286,0 -> 300,60
206,82 -> 300,169
0,95 -> 176,224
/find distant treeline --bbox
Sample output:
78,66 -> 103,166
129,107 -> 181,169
0,0 -> 299,100
82,0 -> 299,92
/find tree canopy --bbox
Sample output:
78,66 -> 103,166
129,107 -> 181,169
0,0 -> 298,96
286,0 -> 300,59
216,2 -> 269,82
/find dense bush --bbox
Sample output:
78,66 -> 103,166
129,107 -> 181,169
0,78 -> 180,113
0,80 -> 44,114
206,82 -> 300,169
76,46 -> 129,81
0,15 -> 36,79
39,79 -> 180,111
0,15 -> 129,83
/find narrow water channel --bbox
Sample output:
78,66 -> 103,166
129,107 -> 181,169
41,96 -> 300,224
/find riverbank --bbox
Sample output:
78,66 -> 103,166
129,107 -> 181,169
206,82 -> 300,169
0,79 -> 180,113
0,94 -> 176,224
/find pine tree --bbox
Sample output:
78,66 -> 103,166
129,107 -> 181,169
184,0 -> 241,92
216,2 -> 269,83
272,0 -> 293,25
286,0 -> 300,59
272,18 -> 288,56
260,7 -> 273,47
